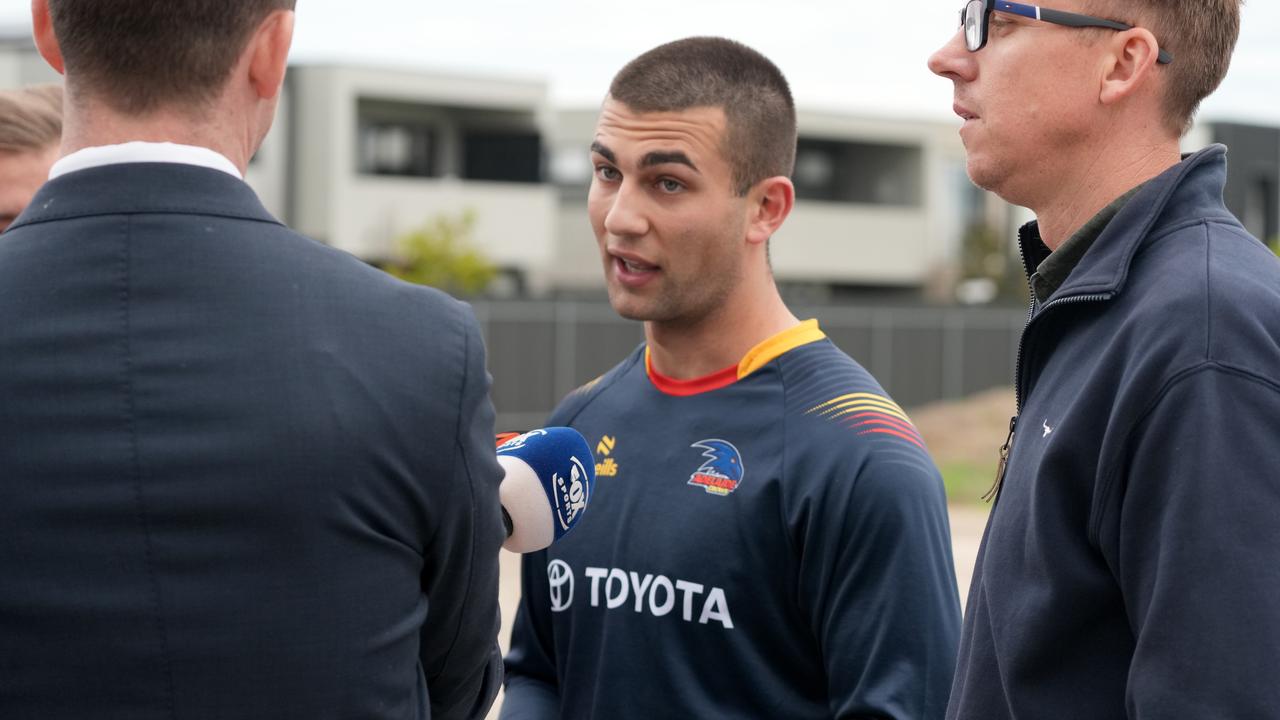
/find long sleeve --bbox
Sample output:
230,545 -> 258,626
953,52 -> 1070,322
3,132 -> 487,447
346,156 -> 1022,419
796,449 -> 962,719
419,307 -> 507,720
1101,365 -> 1280,717
499,548 -> 561,720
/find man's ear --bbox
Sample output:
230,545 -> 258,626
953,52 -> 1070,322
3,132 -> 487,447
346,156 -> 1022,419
1099,27 -> 1162,106
31,0 -> 65,75
246,9 -> 295,100
745,176 -> 795,246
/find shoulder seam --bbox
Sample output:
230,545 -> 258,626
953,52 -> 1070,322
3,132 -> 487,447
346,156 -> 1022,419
556,349 -> 642,427
1089,360 -> 1280,545
425,301 -> 470,554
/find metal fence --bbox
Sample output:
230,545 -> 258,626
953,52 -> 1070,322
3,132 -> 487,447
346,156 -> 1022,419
473,300 -> 1027,430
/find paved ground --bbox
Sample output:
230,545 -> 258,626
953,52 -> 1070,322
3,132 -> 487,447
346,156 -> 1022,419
484,504 -> 988,718
948,504 -> 986,607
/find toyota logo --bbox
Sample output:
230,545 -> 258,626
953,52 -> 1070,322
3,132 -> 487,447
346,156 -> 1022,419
547,559 -> 574,612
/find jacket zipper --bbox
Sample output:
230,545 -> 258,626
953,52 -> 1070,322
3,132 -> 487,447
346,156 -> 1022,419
984,415 -> 1018,502
985,237 -> 1111,504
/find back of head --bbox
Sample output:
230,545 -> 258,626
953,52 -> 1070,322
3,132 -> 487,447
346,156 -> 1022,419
47,0 -> 296,115
1087,0 -> 1242,135
0,84 -> 62,153
608,36 -> 796,196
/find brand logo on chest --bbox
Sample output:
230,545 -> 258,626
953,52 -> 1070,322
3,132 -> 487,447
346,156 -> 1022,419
547,559 -> 575,612
595,434 -> 620,477
544,559 -> 735,629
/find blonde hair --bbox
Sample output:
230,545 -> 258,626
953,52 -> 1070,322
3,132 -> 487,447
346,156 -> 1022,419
0,84 -> 62,153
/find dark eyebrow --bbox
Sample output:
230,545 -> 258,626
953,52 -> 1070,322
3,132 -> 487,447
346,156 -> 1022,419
589,141 -> 699,174
641,151 -> 698,172
589,141 -> 616,164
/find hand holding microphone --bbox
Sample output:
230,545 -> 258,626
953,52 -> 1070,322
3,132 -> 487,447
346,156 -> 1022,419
496,428 -> 595,553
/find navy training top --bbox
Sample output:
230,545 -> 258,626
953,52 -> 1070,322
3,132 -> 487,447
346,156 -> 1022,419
503,321 -> 961,719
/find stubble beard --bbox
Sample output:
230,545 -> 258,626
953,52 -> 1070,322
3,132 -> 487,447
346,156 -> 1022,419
608,261 -> 740,330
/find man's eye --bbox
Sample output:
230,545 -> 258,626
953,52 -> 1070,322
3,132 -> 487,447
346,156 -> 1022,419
595,165 -> 620,181
658,178 -> 684,193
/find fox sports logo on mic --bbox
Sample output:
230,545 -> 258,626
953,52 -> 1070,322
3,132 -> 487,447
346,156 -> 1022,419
553,457 -> 590,531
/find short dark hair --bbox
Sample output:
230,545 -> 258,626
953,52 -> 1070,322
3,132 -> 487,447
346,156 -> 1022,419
608,37 -> 796,196
0,84 -> 62,153
1088,0 -> 1242,135
47,0 -> 296,115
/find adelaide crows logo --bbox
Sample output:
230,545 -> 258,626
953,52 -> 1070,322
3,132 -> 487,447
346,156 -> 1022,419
688,439 -> 744,496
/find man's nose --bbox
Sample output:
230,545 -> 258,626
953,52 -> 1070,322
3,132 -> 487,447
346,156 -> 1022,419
603,181 -> 650,239
928,30 -> 976,82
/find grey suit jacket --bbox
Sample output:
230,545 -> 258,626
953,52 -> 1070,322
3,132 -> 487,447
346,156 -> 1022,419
0,162 -> 505,719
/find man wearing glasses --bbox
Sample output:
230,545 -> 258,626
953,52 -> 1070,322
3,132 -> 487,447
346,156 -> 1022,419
931,1 -> 1280,718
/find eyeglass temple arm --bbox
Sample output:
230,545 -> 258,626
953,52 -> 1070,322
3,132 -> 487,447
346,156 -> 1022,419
1038,5 -> 1174,64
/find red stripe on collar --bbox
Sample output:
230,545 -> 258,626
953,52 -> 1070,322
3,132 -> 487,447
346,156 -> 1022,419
646,354 -> 740,397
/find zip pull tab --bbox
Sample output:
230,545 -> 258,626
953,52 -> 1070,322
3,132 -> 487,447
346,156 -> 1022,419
983,415 -> 1018,503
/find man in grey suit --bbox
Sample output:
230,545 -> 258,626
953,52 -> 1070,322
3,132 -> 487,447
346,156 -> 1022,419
0,2 -> 505,718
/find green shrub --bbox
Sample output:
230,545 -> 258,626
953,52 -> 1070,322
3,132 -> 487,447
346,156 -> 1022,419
383,210 -> 496,296
939,461 -> 997,507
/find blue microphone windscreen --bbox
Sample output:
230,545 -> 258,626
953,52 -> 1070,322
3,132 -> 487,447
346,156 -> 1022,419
497,427 -> 595,540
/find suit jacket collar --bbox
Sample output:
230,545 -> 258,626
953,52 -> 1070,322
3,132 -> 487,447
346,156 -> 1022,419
9,162 -> 282,231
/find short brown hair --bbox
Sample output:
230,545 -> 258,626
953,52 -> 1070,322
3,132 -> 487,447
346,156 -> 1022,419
0,84 -> 62,153
608,37 -> 796,196
47,0 -> 296,115
1088,0 -> 1242,135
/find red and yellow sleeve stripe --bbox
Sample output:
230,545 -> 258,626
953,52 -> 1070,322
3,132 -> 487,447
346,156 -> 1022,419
807,393 -> 926,449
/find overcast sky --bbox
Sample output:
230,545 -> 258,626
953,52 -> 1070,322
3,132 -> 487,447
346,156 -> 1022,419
3,1 -> 1277,124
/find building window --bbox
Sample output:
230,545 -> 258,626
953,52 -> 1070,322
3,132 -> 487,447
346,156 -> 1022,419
355,98 -> 544,182
794,151 -> 835,193
463,132 -> 542,183
356,98 -> 440,177
358,122 -> 437,177
793,139 -> 923,207
549,147 -> 592,201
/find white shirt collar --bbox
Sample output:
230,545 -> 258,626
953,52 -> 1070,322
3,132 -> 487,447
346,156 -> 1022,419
48,141 -> 243,181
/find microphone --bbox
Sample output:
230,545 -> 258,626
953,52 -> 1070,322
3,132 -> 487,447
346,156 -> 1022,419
496,428 -> 596,553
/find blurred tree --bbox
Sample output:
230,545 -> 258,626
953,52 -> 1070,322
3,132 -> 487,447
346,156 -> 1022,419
382,209 -> 497,296
959,221 -> 1028,304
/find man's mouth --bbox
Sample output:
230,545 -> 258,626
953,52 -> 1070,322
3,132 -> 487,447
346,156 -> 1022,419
609,251 -> 660,287
618,257 -> 657,273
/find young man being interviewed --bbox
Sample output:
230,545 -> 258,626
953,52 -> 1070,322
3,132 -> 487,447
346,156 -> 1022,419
502,37 -> 961,720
